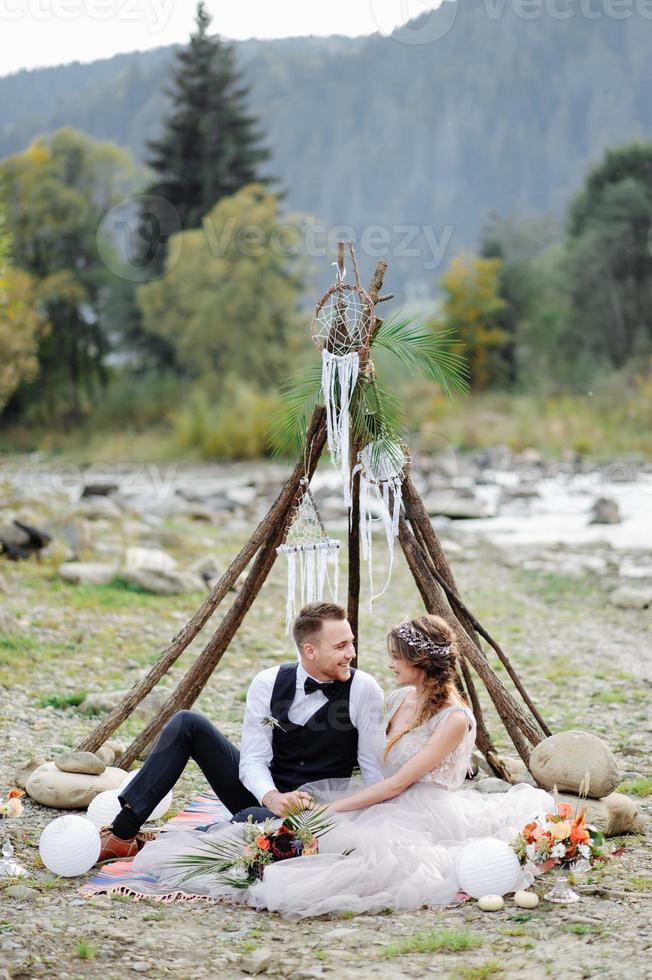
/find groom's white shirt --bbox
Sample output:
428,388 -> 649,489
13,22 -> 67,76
239,663 -> 385,804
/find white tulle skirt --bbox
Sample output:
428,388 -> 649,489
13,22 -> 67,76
131,779 -> 554,919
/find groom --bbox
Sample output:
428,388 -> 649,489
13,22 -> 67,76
98,602 -> 385,861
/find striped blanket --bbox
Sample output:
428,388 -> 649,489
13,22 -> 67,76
80,792 -> 231,903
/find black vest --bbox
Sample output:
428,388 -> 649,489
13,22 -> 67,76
269,663 -> 359,792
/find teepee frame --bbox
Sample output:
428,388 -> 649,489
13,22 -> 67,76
78,249 -> 550,779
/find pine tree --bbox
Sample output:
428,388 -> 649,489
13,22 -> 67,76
146,2 -> 271,231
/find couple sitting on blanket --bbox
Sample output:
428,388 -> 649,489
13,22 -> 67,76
98,602 -> 552,917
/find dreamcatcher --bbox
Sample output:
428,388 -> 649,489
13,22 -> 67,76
352,441 -> 408,609
277,480 -> 340,634
312,254 -> 375,506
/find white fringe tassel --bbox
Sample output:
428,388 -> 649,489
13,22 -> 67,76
278,543 -> 340,635
354,466 -> 403,612
321,350 -> 359,507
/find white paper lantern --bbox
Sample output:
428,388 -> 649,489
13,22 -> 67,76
119,770 -> 172,822
39,815 -> 101,877
147,791 -> 173,822
457,839 -> 521,899
86,790 -> 122,829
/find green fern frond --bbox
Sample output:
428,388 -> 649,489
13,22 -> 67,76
372,315 -> 469,397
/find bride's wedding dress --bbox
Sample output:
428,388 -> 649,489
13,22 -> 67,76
132,691 -> 554,918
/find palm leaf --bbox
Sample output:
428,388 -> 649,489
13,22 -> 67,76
350,375 -> 405,452
372,315 -> 469,397
268,361 -> 323,457
282,800 -> 336,838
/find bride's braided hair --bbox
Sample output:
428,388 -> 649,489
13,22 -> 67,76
385,615 -> 461,759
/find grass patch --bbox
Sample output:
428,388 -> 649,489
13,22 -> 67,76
618,777 -> 652,798
522,571 -> 591,603
379,928 -> 480,958
562,923 -> 602,936
35,692 -> 87,710
456,962 -> 503,980
592,690 -> 627,705
75,939 -> 97,960
628,877 -> 652,892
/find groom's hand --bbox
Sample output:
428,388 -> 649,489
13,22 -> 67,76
261,789 -> 313,817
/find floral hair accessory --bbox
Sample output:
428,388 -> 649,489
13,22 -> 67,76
394,622 -> 451,658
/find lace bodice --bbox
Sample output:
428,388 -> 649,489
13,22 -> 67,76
381,688 -> 476,789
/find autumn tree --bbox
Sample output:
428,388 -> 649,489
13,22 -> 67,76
0,204 -> 49,413
0,128 -> 137,421
137,184 -> 303,389
440,252 -> 507,390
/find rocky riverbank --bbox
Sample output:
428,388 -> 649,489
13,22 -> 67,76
1,452 -> 651,979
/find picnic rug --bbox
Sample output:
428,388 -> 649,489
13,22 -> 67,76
80,792 -> 231,903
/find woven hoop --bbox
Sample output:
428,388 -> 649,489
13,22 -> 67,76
311,282 -> 376,359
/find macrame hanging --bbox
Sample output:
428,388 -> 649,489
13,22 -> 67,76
276,481 -> 340,634
352,441 -> 408,609
312,261 -> 375,506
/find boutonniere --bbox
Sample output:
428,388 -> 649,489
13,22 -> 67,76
260,716 -> 286,733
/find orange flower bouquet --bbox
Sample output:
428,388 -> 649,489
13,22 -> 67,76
511,801 -> 606,869
0,788 -> 25,819
168,801 -> 332,888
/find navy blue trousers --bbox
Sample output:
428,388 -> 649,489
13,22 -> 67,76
119,710 -> 274,829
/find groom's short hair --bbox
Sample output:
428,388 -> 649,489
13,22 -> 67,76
293,602 -> 347,653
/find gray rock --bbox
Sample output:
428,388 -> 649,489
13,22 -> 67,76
0,569 -> 8,592
14,755 -> 48,790
58,562 -> 117,586
556,792 -> 646,837
610,586 -> 652,610
0,521 -> 31,548
25,762 -> 127,808
189,556 -> 222,587
6,885 -> 40,901
589,496 -> 622,525
95,746 -> 115,767
121,568 -> 204,595
55,751 -> 105,775
81,482 -> 119,497
105,738 -> 127,756
475,777 -> 511,794
421,493 -> 494,520
76,496 -> 123,520
124,546 -> 177,574
240,949 -> 274,975
80,688 -> 171,720
529,730 -> 620,798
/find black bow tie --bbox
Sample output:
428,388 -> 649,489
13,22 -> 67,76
304,677 -> 339,699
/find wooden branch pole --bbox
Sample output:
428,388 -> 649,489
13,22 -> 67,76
398,514 -> 534,767
78,407 -> 327,756
402,475 -> 550,740
347,252 -> 388,661
117,409 -> 329,768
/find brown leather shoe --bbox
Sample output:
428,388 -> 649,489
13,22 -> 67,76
98,826 -> 157,863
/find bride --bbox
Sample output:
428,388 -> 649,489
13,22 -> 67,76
132,615 -> 554,918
